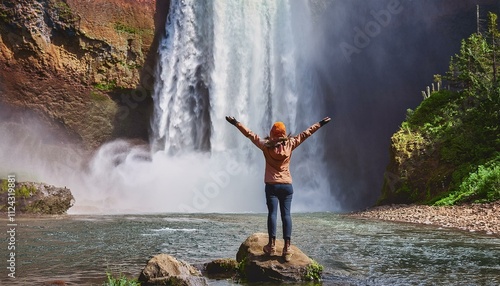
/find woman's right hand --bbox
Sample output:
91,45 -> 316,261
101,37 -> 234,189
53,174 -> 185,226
225,116 -> 238,125
319,117 -> 331,126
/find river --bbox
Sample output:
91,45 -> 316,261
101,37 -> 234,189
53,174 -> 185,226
2,213 -> 499,285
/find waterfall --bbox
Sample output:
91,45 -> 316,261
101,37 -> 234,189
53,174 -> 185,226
149,0 -> 338,212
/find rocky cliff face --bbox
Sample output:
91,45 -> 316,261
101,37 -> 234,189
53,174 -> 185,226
0,0 -> 168,149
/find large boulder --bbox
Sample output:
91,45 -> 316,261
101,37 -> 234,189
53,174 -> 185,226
0,180 -> 74,215
138,254 -> 207,286
236,233 -> 323,282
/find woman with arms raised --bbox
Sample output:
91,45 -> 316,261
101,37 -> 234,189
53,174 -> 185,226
225,115 -> 331,262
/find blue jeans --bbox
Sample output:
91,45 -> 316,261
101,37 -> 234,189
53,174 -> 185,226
265,184 -> 293,240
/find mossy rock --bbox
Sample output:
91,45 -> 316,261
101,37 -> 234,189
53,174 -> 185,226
0,180 -> 74,215
203,258 -> 239,279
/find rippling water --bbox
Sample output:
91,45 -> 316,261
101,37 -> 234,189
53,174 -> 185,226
2,213 -> 499,285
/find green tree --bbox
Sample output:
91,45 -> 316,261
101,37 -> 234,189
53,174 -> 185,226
487,12 -> 499,84
446,12 -> 500,97
445,33 -> 492,95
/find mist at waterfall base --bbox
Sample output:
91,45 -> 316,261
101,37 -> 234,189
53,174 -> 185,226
0,116 -> 266,213
2,0 -> 500,214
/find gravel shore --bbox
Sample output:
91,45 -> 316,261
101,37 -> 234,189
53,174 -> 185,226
347,201 -> 500,236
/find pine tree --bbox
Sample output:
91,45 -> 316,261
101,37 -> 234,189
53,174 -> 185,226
445,12 -> 500,97
445,33 -> 492,95
487,12 -> 499,85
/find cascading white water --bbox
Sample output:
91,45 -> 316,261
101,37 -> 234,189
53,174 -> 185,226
151,0 -> 213,154
150,0 -> 338,212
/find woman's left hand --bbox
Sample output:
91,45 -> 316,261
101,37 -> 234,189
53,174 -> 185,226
225,116 -> 238,125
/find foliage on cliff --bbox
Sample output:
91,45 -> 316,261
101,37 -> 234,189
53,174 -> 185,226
380,12 -> 500,206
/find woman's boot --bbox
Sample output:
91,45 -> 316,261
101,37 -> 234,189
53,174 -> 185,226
282,238 -> 293,262
263,236 -> 276,256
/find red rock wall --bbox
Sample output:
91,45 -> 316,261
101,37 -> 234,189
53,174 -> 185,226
0,0 -> 166,149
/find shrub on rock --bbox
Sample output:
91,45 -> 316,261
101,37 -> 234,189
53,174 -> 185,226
203,258 -> 238,279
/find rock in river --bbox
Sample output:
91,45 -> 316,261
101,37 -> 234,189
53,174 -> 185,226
236,233 -> 323,282
0,180 -> 74,215
138,254 -> 207,286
